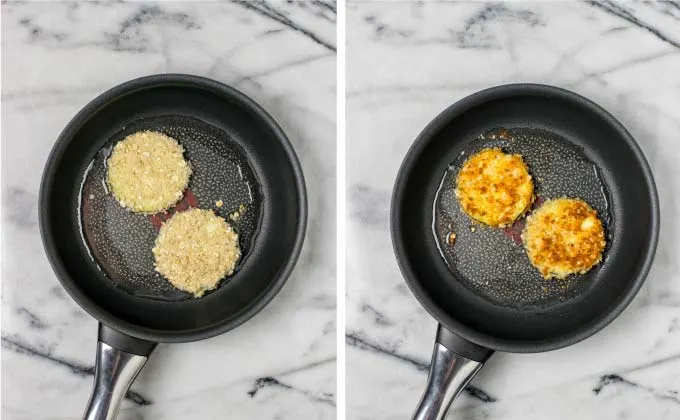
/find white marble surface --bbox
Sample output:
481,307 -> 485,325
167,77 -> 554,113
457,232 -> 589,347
347,1 -> 680,420
1,1 -> 336,419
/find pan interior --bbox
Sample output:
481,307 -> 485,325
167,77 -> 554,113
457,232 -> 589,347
41,79 -> 305,338
394,89 -> 657,347
433,127 -> 611,309
80,115 -> 262,301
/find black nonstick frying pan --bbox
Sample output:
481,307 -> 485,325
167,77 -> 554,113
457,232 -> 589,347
39,74 -> 306,419
391,84 -> 659,419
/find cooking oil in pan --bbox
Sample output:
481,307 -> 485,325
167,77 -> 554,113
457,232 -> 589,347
433,127 -> 612,309
79,115 -> 263,301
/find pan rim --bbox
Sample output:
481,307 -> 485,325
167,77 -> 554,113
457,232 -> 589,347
39,73 -> 308,343
391,83 -> 660,353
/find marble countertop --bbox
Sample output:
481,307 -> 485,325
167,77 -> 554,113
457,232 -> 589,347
346,2 -> 680,420
1,2 -> 336,419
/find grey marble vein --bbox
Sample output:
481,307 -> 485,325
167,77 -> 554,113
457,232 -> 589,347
458,3 -> 544,49
248,376 -> 336,406
15,307 -> 48,330
232,0 -> 336,51
593,374 -> 680,405
586,0 -> 680,49
1,336 -> 152,406
346,332 -> 496,403
105,5 -> 201,52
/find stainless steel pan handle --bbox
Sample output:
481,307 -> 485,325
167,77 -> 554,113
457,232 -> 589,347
410,325 -> 493,420
83,324 -> 157,420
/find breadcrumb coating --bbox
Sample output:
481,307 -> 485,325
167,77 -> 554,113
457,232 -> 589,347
153,208 -> 240,297
522,198 -> 605,279
107,131 -> 191,213
455,148 -> 534,227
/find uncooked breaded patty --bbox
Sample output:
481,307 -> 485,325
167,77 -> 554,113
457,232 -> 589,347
455,148 -> 534,227
153,208 -> 240,297
522,198 -> 605,279
107,131 -> 192,213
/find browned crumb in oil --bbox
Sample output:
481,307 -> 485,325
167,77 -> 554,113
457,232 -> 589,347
229,203 -> 247,221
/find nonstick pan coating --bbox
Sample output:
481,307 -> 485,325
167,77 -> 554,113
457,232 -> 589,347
392,84 -> 659,353
40,74 -> 307,342
81,114 -> 263,302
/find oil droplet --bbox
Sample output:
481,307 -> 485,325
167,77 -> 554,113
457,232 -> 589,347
446,232 -> 456,245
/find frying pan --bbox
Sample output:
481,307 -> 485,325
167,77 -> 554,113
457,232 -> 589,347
39,74 -> 306,419
391,84 -> 659,419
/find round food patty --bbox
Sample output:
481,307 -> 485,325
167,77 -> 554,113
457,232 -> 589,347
107,131 -> 192,213
522,198 -> 606,279
455,148 -> 534,227
153,208 -> 241,297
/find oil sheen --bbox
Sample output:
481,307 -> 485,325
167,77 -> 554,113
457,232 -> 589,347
433,127 -> 611,309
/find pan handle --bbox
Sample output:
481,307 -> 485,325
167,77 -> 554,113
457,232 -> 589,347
411,325 -> 493,420
83,324 -> 157,420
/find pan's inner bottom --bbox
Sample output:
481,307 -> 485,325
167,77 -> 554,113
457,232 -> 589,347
79,115 -> 262,301
434,127 -> 612,309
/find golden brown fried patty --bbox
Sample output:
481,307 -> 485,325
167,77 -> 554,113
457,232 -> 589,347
107,131 -> 192,213
153,208 -> 240,297
522,198 -> 606,279
455,148 -> 534,227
